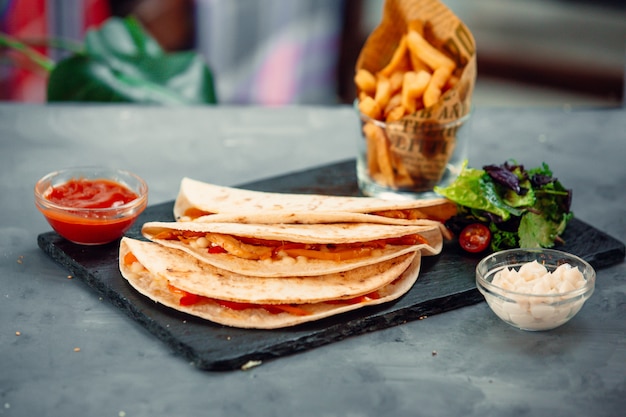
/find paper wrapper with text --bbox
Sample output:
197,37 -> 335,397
355,0 -> 476,191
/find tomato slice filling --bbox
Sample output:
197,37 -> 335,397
325,291 -> 381,305
183,208 -> 214,219
123,252 -> 139,265
167,284 -> 203,306
166,284 -> 380,315
124,254 -> 385,315
153,230 -> 428,261
208,246 -> 227,254
372,204 -> 457,223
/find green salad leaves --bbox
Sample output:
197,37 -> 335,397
434,160 -> 573,251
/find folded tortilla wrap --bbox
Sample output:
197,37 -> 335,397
142,220 -> 442,278
119,237 -> 421,329
174,178 -> 457,224
120,237 -> 416,304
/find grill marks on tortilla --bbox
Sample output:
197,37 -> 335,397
141,221 -> 440,278
129,178 -> 454,328
174,178 -> 457,224
120,238 -> 420,329
119,238 -> 421,328
120,238 -> 418,304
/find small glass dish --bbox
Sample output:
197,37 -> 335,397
476,248 -> 595,331
34,167 -> 148,245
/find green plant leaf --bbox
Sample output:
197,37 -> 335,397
85,15 -> 163,61
47,16 -> 217,104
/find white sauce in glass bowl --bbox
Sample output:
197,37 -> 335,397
486,260 -> 588,330
493,260 -> 585,294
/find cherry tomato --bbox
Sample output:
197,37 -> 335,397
458,223 -> 492,253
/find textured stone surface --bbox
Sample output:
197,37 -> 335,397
1,104 -> 625,416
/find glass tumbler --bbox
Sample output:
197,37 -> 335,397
356,103 -> 471,200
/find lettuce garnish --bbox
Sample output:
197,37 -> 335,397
435,160 -> 572,251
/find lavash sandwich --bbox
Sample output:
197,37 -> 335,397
173,178 -> 457,227
120,237 -> 422,329
141,220 -> 442,278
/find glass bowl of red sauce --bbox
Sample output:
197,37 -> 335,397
34,167 -> 148,245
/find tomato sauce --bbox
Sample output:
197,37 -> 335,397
46,179 -> 138,209
41,178 -> 145,245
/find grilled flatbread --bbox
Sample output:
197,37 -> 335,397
121,237 -> 416,304
174,177 -> 457,224
142,221 -> 442,277
120,237 -> 421,329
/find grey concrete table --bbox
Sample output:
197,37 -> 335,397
1,103 -> 624,417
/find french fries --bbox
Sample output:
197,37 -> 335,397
354,69 -> 377,95
355,22 -> 457,121
354,20 -> 459,190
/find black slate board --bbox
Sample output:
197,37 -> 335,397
38,159 -> 625,371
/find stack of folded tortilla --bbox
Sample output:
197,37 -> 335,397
119,178 -> 454,329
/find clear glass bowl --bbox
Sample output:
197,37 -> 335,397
34,167 -> 148,245
476,248 -> 595,331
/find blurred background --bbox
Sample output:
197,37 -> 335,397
1,0 -> 624,107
